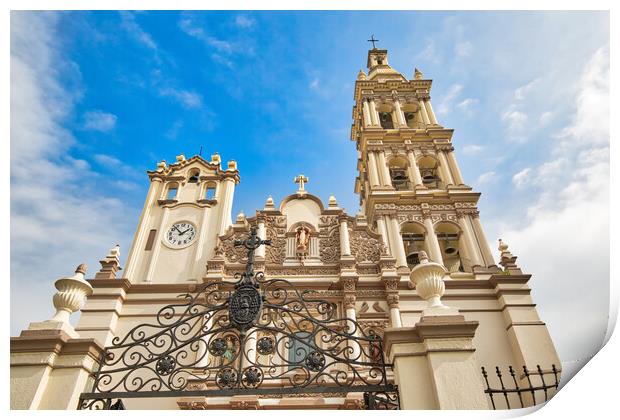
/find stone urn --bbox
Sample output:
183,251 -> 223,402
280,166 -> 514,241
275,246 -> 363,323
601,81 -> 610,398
51,264 -> 93,323
409,251 -> 448,308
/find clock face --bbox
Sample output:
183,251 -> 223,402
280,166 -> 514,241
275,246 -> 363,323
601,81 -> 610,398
165,222 -> 197,248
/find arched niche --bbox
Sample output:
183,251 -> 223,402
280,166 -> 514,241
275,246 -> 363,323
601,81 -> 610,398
400,221 -> 428,269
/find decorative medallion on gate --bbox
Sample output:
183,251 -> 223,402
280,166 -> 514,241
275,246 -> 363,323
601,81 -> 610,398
229,284 -> 262,331
78,228 -> 399,410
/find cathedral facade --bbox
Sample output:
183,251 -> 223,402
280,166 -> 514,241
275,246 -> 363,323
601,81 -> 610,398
10,47 -> 561,410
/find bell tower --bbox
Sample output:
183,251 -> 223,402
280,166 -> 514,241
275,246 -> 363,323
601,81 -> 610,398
352,46 -> 497,275
122,153 -> 240,283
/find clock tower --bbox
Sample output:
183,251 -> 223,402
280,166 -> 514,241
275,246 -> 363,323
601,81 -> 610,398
122,153 -> 240,283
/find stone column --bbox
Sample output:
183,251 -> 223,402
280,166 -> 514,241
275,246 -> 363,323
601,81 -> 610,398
418,98 -> 431,124
425,99 -> 438,125
256,218 -> 266,259
367,152 -> 381,187
385,277 -> 402,328
437,151 -> 455,186
243,329 -> 257,368
344,295 -> 361,359
218,176 -> 237,236
368,99 -> 379,126
406,150 -> 424,187
393,98 -> 406,127
423,215 -> 444,266
338,216 -> 351,256
388,216 -> 407,268
377,151 -> 392,188
457,213 -> 484,268
471,213 -> 496,268
446,150 -> 465,185
362,99 -> 372,128
123,177 -> 163,280
376,216 -> 391,254
387,294 -> 402,328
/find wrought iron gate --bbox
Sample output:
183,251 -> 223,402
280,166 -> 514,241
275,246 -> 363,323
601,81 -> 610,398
78,229 -> 399,410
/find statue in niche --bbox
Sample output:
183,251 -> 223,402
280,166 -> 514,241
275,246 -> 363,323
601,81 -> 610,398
295,225 -> 311,253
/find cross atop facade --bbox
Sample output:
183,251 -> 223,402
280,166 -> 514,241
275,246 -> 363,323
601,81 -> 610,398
294,174 -> 309,192
367,34 -> 379,49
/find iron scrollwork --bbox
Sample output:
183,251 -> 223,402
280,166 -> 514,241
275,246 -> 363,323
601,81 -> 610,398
79,228 -> 399,409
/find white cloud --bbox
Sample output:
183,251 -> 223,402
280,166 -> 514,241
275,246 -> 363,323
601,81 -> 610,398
512,167 -> 531,188
456,98 -> 478,117
540,111 -> 553,125
493,44 -> 610,366
165,119 -> 184,140
83,110 -> 117,132
476,171 -> 496,185
514,77 -> 541,100
436,84 -> 463,116
416,40 -> 440,64
462,144 -> 483,156
235,15 -> 255,29
159,87 -> 203,109
501,109 -> 528,139
179,17 -> 233,54
309,78 -> 320,90
120,11 -> 157,50
11,12 -> 134,334
455,41 -> 473,58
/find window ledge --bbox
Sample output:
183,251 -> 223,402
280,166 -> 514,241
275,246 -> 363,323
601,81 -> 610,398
197,199 -> 218,205
157,199 -> 178,205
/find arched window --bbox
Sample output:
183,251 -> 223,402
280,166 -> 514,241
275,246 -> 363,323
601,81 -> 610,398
379,111 -> 394,129
418,156 -> 442,189
166,183 -> 179,200
435,222 -> 468,273
188,169 -> 200,183
401,222 -> 428,269
402,104 -> 421,129
388,156 -> 410,191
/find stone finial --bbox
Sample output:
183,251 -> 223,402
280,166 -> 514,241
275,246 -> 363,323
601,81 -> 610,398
176,154 -> 186,162
264,195 -> 275,210
357,69 -> 367,81
157,160 -> 167,171
236,211 -> 246,223
52,265 -> 93,324
328,194 -> 338,208
227,160 -> 237,170
414,68 -> 423,80
498,238 -> 520,273
409,253 -> 448,309
95,244 -> 122,280
211,152 -> 221,165
26,264 -> 93,338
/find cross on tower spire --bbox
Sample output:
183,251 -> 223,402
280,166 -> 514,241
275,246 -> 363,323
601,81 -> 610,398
367,34 -> 379,49
294,174 -> 309,193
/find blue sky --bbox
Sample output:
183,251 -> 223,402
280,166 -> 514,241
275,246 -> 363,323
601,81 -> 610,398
10,11 -> 609,380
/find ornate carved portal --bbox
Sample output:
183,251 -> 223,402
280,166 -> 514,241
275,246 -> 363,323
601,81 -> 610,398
78,229 -> 399,410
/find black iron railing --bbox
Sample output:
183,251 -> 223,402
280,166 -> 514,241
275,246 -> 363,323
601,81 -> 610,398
481,365 -> 560,409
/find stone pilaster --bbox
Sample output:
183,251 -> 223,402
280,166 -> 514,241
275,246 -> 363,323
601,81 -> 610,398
10,330 -> 104,409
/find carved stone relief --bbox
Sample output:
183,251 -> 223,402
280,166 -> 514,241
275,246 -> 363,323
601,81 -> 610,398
349,230 -> 382,263
264,216 -> 286,265
319,217 -> 340,264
